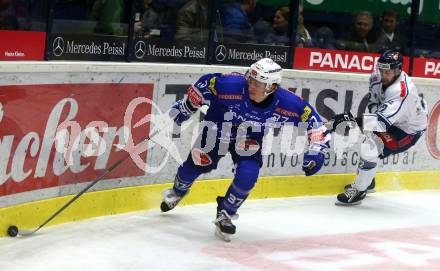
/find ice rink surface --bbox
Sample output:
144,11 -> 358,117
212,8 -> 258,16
2,190 -> 440,271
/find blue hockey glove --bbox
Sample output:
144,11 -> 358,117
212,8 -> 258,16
302,143 -> 326,176
169,98 -> 196,126
302,151 -> 324,176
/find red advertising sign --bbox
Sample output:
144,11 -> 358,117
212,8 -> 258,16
293,48 -> 410,74
0,84 -> 153,196
0,30 -> 46,60
412,57 -> 440,79
426,100 -> 440,159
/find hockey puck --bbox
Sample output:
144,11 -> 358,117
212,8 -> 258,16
7,225 -> 18,237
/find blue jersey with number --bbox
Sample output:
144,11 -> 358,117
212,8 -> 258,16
186,73 -> 327,143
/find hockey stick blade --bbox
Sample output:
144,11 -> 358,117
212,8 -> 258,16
17,229 -> 38,237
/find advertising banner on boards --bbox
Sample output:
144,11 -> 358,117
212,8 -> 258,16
211,43 -> 290,68
46,33 -> 127,61
0,30 -> 45,60
293,48 -> 440,79
413,58 -> 440,79
132,38 -> 207,64
0,83 -> 153,198
0,68 -> 439,206
151,75 -> 440,182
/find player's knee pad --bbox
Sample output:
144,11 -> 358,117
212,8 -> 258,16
187,148 -> 217,173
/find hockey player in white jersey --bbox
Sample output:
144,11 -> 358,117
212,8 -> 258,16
330,50 -> 428,205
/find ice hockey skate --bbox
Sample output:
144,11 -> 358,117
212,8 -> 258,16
344,178 -> 376,193
160,188 -> 187,212
335,187 -> 367,206
213,197 -> 237,242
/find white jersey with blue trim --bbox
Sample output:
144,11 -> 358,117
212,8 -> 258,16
367,71 -> 428,134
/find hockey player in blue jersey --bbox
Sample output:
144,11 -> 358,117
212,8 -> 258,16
160,58 -> 330,241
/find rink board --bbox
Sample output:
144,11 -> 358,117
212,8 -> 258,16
0,62 -> 439,237
1,170 -> 440,237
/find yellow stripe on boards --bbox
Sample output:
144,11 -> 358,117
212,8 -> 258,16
1,171 -> 439,237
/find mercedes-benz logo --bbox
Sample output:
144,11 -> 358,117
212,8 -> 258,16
52,37 -> 65,57
215,45 -> 227,62
134,40 -> 146,59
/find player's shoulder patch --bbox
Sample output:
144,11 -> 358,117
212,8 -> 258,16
301,105 -> 312,122
194,73 -> 221,96
399,80 -> 407,97
385,78 -> 407,100
208,76 -> 217,96
369,72 -> 381,86
371,74 -> 379,82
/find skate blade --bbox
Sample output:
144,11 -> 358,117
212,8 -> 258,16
214,227 -> 231,242
366,188 -> 376,194
335,200 -> 362,206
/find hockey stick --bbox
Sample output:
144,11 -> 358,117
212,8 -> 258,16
11,105 -> 208,237
13,125 -> 164,237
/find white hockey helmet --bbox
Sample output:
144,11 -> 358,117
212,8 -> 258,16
246,58 -> 282,93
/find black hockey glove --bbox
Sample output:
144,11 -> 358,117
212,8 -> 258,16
328,112 -> 362,134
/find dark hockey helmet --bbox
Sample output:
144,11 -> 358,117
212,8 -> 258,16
377,50 -> 403,70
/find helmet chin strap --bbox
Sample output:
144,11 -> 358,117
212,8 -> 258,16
264,89 -> 275,96
264,84 -> 277,96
